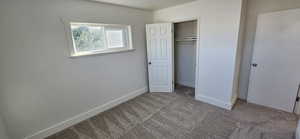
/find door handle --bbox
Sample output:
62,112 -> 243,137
148,62 -> 152,65
251,63 -> 258,67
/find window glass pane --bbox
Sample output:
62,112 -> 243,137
106,29 -> 125,48
71,24 -> 105,52
69,23 -> 132,56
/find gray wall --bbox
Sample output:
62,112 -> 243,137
232,0 -> 247,101
239,0 -> 300,99
0,115 -> 9,139
0,0 -> 152,138
297,120 -> 300,139
174,21 -> 197,88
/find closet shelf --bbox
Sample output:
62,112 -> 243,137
175,39 -> 197,42
175,36 -> 198,42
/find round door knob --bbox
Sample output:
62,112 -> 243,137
252,63 -> 258,67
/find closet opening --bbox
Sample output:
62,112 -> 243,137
174,20 -> 198,98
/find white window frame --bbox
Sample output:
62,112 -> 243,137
67,22 -> 134,57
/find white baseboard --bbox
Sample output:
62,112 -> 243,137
176,81 -> 195,88
25,87 -> 148,139
196,94 -> 234,110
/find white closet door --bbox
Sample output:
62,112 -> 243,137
146,23 -> 174,92
247,9 -> 300,112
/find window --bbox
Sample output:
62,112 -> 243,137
70,22 -> 133,57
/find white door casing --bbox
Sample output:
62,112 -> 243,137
146,23 -> 174,92
247,9 -> 300,112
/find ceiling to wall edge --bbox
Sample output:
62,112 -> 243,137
88,0 -> 197,11
88,0 -> 152,11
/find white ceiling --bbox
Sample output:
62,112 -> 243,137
92,0 -> 196,11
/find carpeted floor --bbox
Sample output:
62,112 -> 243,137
46,86 -> 298,139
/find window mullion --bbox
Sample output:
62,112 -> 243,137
123,28 -> 128,48
103,26 -> 109,50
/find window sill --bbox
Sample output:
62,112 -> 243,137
70,48 -> 136,58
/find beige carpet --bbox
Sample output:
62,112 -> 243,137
46,86 -> 298,139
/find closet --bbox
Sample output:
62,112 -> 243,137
174,20 -> 197,93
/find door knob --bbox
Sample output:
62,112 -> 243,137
148,62 -> 152,65
251,63 -> 258,67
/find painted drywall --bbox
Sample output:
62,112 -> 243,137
174,21 -> 197,39
0,115 -> 9,139
0,0 -> 152,138
297,120 -> 300,139
295,121 -> 300,139
239,0 -> 300,99
174,21 -> 197,87
232,0 -> 247,102
154,0 -> 243,108
175,42 -> 196,87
